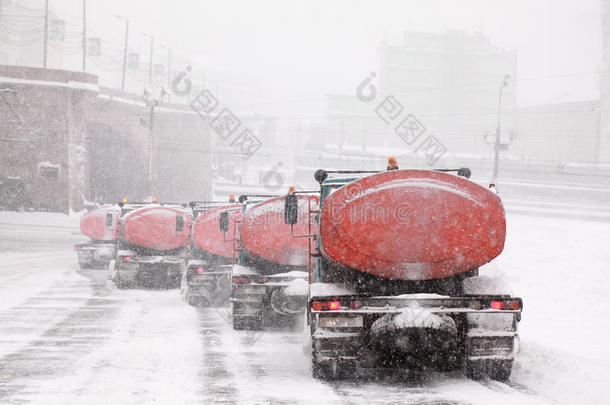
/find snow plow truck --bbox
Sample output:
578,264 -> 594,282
109,201 -> 192,289
284,158 -> 523,382
220,192 -> 318,330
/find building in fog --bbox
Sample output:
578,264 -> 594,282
324,30 -> 517,161
513,100 -> 601,163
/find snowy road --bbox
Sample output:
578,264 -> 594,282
0,211 -> 608,404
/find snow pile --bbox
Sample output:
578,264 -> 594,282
0,211 -> 80,228
268,270 -> 308,279
462,276 -> 512,295
371,305 -> 457,335
232,264 -> 257,276
390,293 -> 450,299
309,282 -> 356,298
283,278 -> 308,296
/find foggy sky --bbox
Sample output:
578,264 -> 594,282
47,0 -> 601,118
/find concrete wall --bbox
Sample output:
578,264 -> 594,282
0,65 -> 213,212
0,65 -> 96,212
513,100 -> 601,163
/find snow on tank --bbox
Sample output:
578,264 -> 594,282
240,195 -> 318,267
320,169 -> 506,281
121,205 -> 192,251
79,205 -> 120,242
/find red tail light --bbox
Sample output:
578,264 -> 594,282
122,256 -> 132,262
255,277 -> 265,284
233,277 -> 251,284
312,301 -> 341,311
491,300 -> 521,310
189,266 -> 205,274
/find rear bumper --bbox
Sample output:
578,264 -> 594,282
231,285 -> 266,317
75,243 -> 115,262
118,258 -> 184,275
310,300 -> 521,367
186,272 -> 231,296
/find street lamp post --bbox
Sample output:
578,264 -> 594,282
43,0 -> 49,68
158,44 -> 172,101
82,0 -> 86,71
491,74 -> 510,187
142,33 -> 154,85
116,15 -> 129,91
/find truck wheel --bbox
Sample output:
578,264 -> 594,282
78,257 -> 94,269
116,273 -> 132,289
465,360 -> 485,381
488,360 -> 513,382
312,360 -> 334,380
186,295 -> 199,307
233,318 -> 247,330
198,296 -> 212,307
466,359 -> 513,382
251,316 -> 263,330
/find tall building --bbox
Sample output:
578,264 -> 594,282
379,30 -> 517,156
325,30 -> 517,161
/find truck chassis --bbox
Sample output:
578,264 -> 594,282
75,242 -> 115,269
231,267 -> 308,330
110,250 -> 185,289
182,260 -> 232,307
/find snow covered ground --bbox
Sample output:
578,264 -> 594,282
0,209 -> 608,404
481,214 -> 610,404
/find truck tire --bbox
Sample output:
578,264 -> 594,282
197,296 -> 212,307
465,360 -> 485,381
233,318 -> 247,330
78,256 -> 94,269
312,359 -> 337,380
466,359 -> 513,382
186,294 -> 200,307
488,360 -> 513,382
116,272 -> 132,289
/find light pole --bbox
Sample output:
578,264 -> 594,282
116,15 -> 129,91
82,0 -> 86,71
158,44 -> 172,101
43,0 -> 49,68
491,74 -> 510,187
142,33 -> 154,85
